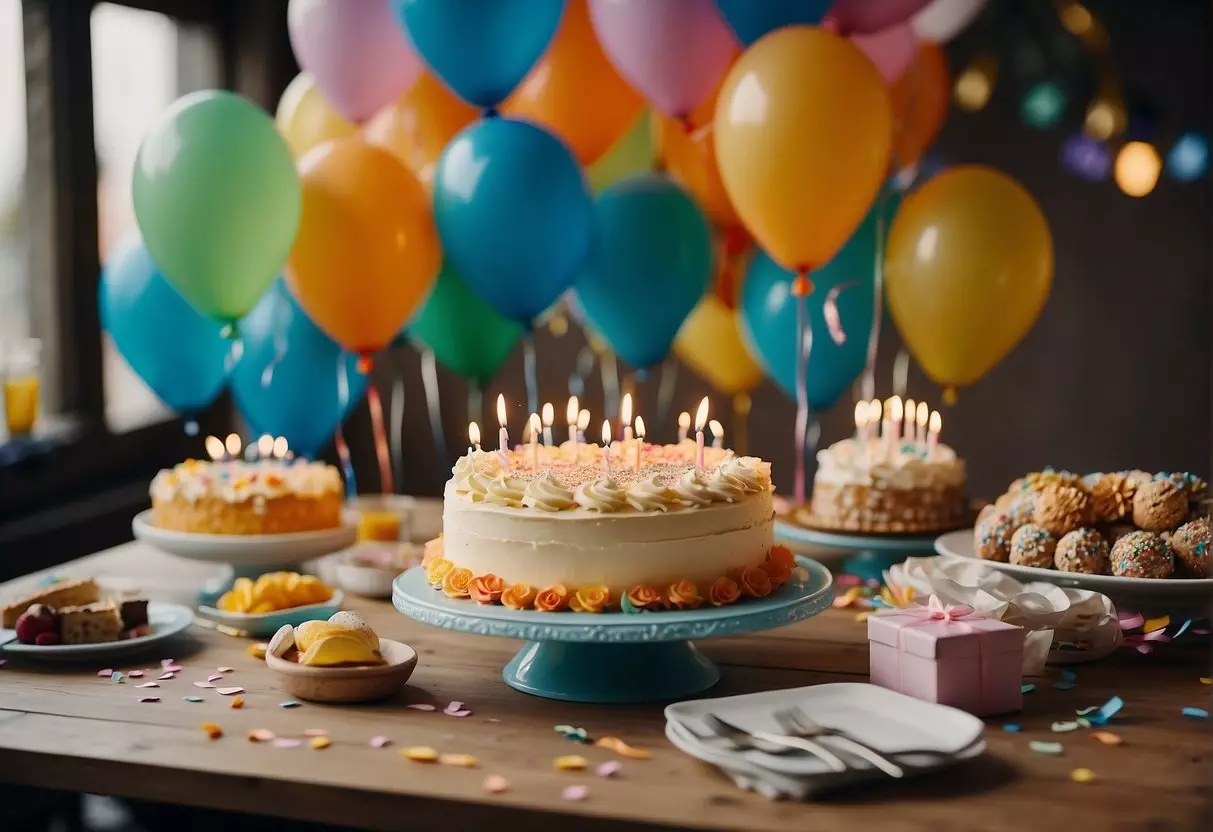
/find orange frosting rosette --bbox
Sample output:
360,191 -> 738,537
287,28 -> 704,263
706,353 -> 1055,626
624,585 -> 665,612
501,583 -> 538,610
441,566 -> 473,598
534,584 -> 570,612
469,574 -> 506,604
425,557 -> 453,588
667,579 -> 703,610
708,576 -> 741,607
768,545 -> 795,571
569,585 -> 610,613
736,566 -> 772,599
762,557 -> 793,589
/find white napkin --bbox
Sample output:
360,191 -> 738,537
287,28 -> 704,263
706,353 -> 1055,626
884,557 -> 1122,673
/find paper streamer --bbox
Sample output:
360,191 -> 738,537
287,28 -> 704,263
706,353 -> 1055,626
822,280 -> 859,345
523,332 -> 539,416
420,348 -> 448,470
390,371 -> 404,495
861,193 -> 888,403
793,290 -> 813,505
365,383 -> 393,494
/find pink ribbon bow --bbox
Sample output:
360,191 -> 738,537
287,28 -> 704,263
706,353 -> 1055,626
880,594 -> 976,624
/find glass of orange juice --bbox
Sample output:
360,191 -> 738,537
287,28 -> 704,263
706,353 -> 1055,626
3,339 -> 41,438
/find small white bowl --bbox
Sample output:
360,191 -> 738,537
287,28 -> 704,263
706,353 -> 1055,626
333,543 -> 422,598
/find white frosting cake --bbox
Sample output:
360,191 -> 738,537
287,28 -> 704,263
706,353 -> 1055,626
425,442 -> 797,612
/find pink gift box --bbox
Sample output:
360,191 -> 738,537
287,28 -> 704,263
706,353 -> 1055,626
868,601 -> 1025,716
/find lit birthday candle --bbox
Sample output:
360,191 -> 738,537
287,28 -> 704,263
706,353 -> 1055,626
272,436 -> 289,459
694,397 -> 709,470
225,433 -> 242,462
496,394 -> 509,466
601,420 -> 612,478
903,398 -> 916,447
709,418 -> 724,450
205,435 -> 225,462
621,393 -> 633,441
528,412 -> 541,470
542,402 -> 554,446
677,411 -> 691,443
256,434 -> 274,462
916,401 -> 929,446
577,408 -> 590,440
468,421 -> 481,452
883,396 -> 903,459
566,396 -> 579,445
928,410 -> 942,459
854,401 -> 870,445
634,415 -> 646,472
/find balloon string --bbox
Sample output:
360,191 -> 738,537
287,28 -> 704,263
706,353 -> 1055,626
656,353 -> 678,432
862,189 -> 891,402
420,348 -> 448,472
793,270 -> 814,505
522,332 -> 539,415
732,392 -> 751,456
366,383 -> 393,494
334,353 -> 356,498
389,369 -> 405,495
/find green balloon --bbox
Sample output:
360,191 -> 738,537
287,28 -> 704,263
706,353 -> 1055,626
587,110 -> 654,194
133,90 -> 301,322
407,263 -> 523,386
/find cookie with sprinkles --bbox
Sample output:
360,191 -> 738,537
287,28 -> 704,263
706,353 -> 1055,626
975,511 -> 1015,562
1132,479 -> 1188,532
1110,530 -> 1174,579
1055,528 -> 1109,574
1010,523 -> 1057,569
1170,518 -> 1210,577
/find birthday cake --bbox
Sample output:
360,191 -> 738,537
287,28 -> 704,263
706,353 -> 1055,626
427,441 -> 798,612
150,459 -> 344,535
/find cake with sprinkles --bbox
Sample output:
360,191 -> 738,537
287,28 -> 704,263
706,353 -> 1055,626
150,459 -> 343,535
427,441 -> 799,612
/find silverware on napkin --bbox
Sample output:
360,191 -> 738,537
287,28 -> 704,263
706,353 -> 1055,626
699,712 -> 850,772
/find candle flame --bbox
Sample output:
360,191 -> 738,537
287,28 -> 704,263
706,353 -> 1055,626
929,410 -> 942,433
496,393 -> 507,427
256,434 -> 274,456
224,433 -> 242,457
577,409 -> 590,431
529,413 -> 541,439
601,420 -> 611,446
694,397 -> 709,431
708,419 -> 723,439
566,396 -> 578,425
204,435 -> 225,461
635,415 -> 646,440
542,402 -> 554,427
916,401 -> 929,427
272,436 -> 289,459
904,399 -> 916,423
469,421 -> 481,446
867,399 -> 882,424
678,411 -> 691,429
854,401 -> 868,428
885,396 -> 903,423
621,393 -> 632,425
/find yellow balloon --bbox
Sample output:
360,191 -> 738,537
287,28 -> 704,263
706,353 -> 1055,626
275,72 -> 356,158
885,165 -> 1053,390
675,296 -> 764,396
714,27 -> 893,272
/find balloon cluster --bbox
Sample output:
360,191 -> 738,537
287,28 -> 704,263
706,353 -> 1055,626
101,0 -> 1053,472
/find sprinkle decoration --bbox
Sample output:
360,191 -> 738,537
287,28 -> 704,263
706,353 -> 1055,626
1029,741 -> 1064,755
303,729 -> 328,737
1070,768 -> 1097,783
1051,721 -> 1080,733
274,738 -> 304,749
407,704 -> 436,711
555,724 -> 590,743
310,736 -> 332,750
279,700 -> 301,708
596,761 -> 622,778
439,753 -> 479,768
1003,724 -> 1021,733
403,746 -> 439,762
137,696 -> 160,703
483,775 -> 509,794
201,722 -> 223,739
184,696 -> 204,703
135,682 -> 159,689
162,664 -> 183,673
230,696 -> 245,710
248,729 -> 275,743
562,785 -> 589,801
128,670 -> 144,678
595,736 -> 652,760
1173,619 -> 1192,639
158,673 -> 175,681
111,672 -> 124,683
217,666 -> 234,673
1021,683 -> 1036,694
1091,731 -> 1124,746
369,736 -> 391,748
554,755 -> 588,771
217,687 -> 244,696
1181,707 -> 1209,719
1076,706 -> 1099,716
207,674 -> 223,682
443,700 -> 473,717
1086,696 -> 1124,726
193,682 -> 215,689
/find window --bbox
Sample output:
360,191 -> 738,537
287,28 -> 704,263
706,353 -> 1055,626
0,0 -> 30,375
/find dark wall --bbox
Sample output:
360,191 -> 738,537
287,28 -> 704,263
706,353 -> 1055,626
342,0 -> 1212,502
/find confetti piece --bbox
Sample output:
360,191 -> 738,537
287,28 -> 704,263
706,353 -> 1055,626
135,682 -> 160,689
158,673 -> 175,681
594,737 -> 651,760
483,775 -> 509,794
1021,683 -> 1036,694
1181,707 -> 1209,719
1060,668 -> 1077,682
1143,616 -> 1170,634
485,718 -> 501,724
128,670 -> 144,678
184,696 -> 204,703
370,736 -> 391,748
446,709 -> 473,717
439,753 -> 479,768
402,746 -> 439,762
207,674 -> 223,682
230,696 -> 245,710
1051,721 -> 1080,733
554,755 -> 588,771
832,586 -> 860,609
407,704 -> 436,711
310,736 -> 332,750
1076,717 -> 1091,728
137,697 -> 160,703
1053,682 -> 1075,691
1201,678 -> 1212,685
1092,731 -> 1124,746
1070,768 -> 1096,783
1087,696 -> 1124,726
854,611 -> 871,623
218,666 -> 234,673
201,722 -> 222,739
1003,724 -> 1021,733
161,658 -> 174,666
247,643 -> 268,659
193,682 -> 215,689
162,664 -> 183,674
279,700 -> 301,708
1193,628 -> 1210,636
1029,741 -> 1064,755
1174,619 -> 1192,639
248,729 -> 275,742
1076,706 -> 1099,716
596,761 -> 622,778
217,687 -> 244,696
1117,612 -> 1144,630
562,785 -> 589,801
111,672 -> 125,683
303,729 -> 328,737
445,700 -> 466,712
274,739 -> 303,749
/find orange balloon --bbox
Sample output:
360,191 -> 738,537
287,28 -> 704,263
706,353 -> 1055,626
889,41 -> 949,169
287,139 -> 441,354
363,73 -> 478,190
714,27 -> 892,272
502,0 -> 642,165
655,115 -> 738,229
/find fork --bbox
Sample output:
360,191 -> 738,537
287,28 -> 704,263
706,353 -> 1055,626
698,712 -> 850,773
772,707 -> 906,778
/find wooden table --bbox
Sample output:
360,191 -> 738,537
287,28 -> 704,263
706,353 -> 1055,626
0,543 -> 1209,831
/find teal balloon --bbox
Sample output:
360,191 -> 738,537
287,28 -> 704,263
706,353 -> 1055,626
406,262 -> 523,386
576,175 -> 713,370
432,117 -> 592,323
741,191 -> 901,411
715,0 -> 832,45
133,90 -> 301,322
232,281 -> 366,457
99,237 -> 229,414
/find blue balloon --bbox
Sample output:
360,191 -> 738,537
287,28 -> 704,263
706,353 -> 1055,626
232,281 -> 366,457
576,175 -> 713,370
433,117 -> 592,323
99,237 -> 229,414
714,0 -> 831,45
741,191 -> 901,411
393,0 -> 565,108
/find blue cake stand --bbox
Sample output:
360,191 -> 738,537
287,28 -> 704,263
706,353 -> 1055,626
393,558 -> 834,704
775,519 -> 939,582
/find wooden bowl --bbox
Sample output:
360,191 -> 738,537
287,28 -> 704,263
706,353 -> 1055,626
265,636 -> 418,703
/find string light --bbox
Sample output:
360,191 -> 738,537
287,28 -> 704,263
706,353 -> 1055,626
954,54 -> 997,113
1058,2 -> 1093,37
1114,141 -> 1162,197
1021,81 -> 1067,130
1085,95 -> 1127,142
1167,132 -> 1209,182
1060,132 -> 1111,181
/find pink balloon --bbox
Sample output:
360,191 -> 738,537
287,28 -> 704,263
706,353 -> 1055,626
288,0 -> 423,123
589,0 -> 737,119
830,0 -> 932,34
852,23 -> 918,85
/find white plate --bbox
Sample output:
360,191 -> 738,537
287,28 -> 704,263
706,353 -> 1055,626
0,602 -> 194,661
665,683 -> 985,789
196,590 -> 344,638
132,510 -> 357,567
935,529 -> 1213,614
